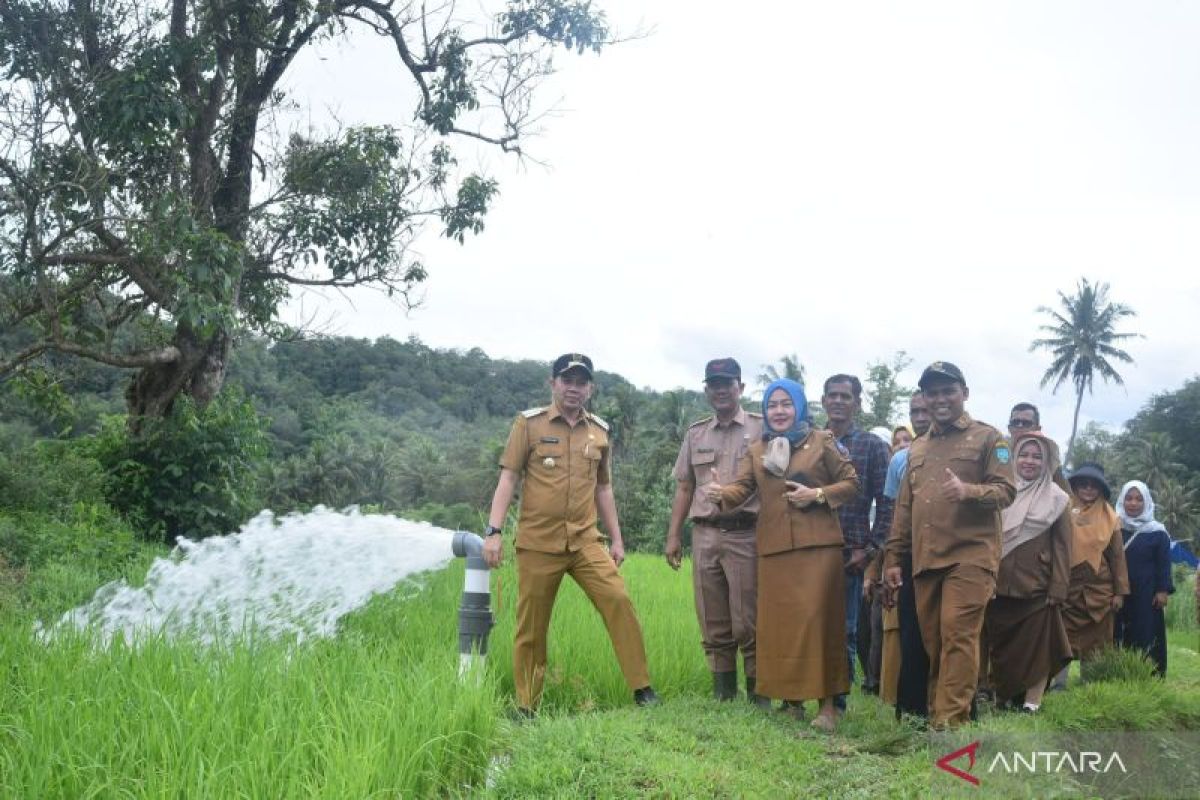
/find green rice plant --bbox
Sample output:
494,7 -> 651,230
1083,645 -> 1158,684
4,547 -> 1200,798
0,562 -> 500,798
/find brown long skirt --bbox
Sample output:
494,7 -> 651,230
986,595 -> 1073,702
756,545 -> 849,701
1063,562 -> 1116,659
880,606 -> 901,705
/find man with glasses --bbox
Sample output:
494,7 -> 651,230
1008,402 -> 1070,492
666,358 -> 767,704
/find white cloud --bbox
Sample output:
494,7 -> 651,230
280,1 -> 1200,448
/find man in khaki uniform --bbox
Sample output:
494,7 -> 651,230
482,353 -> 657,714
884,361 -> 1016,729
665,358 -> 765,704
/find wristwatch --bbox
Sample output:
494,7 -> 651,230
815,488 -> 827,505
485,525 -> 503,537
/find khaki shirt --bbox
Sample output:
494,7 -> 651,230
885,413 -> 1016,577
721,429 -> 859,556
499,402 -> 611,554
672,408 -> 764,522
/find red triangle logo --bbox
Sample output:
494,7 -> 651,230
936,740 -> 981,786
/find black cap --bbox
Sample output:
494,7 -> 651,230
704,357 -> 742,382
1067,461 -> 1112,500
552,353 -> 594,378
918,360 -> 966,389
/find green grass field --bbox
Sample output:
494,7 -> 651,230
2,545 -> 1198,798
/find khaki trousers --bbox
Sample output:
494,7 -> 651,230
915,564 -> 995,728
514,543 -> 651,709
691,525 -> 758,676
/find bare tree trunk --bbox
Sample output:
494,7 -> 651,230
1065,384 -> 1086,468
125,326 -> 231,433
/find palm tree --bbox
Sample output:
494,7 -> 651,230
757,354 -> 807,388
1152,476 -> 1198,544
1122,432 -> 1185,493
757,354 -> 824,421
1030,279 -> 1140,467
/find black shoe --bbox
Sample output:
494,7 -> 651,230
779,700 -> 806,721
745,676 -> 772,710
506,706 -> 537,723
713,671 -> 737,702
634,686 -> 660,707
861,683 -> 879,696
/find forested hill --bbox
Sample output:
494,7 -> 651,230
0,335 -> 711,549
2,334 -> 1197,551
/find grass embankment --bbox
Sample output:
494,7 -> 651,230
2,535 -> 1199,798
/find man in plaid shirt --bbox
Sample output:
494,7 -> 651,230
822,374 -> 894,711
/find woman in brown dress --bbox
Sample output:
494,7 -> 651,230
706,378 -> 858,731
1060,462 -> 1129,683
984,432 -> 1073,712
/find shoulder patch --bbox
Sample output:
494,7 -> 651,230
589,413 -> 610,431
521,406 -> 546,419
688,415 -> 714,428
995,438 -> 1011,464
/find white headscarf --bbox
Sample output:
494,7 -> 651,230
1116,480 -> 1168,535
1001,435 -> 1069,559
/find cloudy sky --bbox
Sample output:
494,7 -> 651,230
281,1 -> 1200,445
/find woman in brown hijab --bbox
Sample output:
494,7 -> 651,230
984,432 -> 1073,712
1060,462 -> 1129,681
705,379 -> 859,731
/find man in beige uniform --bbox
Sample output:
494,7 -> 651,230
482,353 -> 657,714
665,358 -> 765,704
884,361 -> 1016,729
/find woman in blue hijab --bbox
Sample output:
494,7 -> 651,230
706,379 -> 860,731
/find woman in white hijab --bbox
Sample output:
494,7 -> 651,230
984,432 -> 1074,713
1114,480 -> 1174,676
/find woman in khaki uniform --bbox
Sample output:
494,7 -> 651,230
706,378 -> 859,731
984,432 -> 1073,713
1061,463 -> 1129,680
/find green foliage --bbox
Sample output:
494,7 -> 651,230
0,438 -> 108,512
1082,645 -> 1158,684
1129,376 -> 1200,473
87,393 -> 269,542
0,504 -> 138,572
860,350 -> 913,429
402,501 -> 485,531
1,0 -> 614,422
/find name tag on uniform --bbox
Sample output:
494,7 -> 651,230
540,436 -> 560,443
697,447 -> 715,453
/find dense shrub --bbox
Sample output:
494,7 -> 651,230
401,502 -> 485,531
0,439 -> 108,512
0,504 -> 138,571
87,392 -> 270,542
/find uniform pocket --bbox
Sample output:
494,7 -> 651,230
534,442 -> 564,471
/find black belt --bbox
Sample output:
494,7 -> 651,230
692,514 -> 757,531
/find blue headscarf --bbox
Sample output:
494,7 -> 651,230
761,378 -> 811,446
